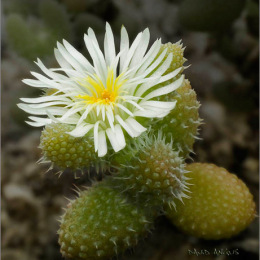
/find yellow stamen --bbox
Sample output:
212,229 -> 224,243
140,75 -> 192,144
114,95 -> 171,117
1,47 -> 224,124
76,69 -> 127,106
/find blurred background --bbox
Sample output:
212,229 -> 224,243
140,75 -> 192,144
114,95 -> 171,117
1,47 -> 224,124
1,0 -> 259,259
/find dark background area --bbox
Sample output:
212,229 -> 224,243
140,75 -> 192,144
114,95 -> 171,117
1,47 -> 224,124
1,0 -> 259,259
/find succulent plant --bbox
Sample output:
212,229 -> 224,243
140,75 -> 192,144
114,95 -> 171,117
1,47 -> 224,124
15,21 -> 256,260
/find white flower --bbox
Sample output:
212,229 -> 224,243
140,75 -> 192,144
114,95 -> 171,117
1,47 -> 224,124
18,23 -> 184,157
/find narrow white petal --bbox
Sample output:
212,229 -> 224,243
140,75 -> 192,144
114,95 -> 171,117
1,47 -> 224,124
110,50 -> 123,73
107,106 -> 114,122
135,76 -> 161,97
28,116 -> 52,124
25,101 -> 69,109
84,33 -> 106,82
17,103 -> 67,116
125,117 -> 146,135
119,26 -> 129,73
60,106 -> 84,121
106,128 -> 120,152
31,72 -> 60,88
104,22 -> 116,66
77,105 -> 93,126
115,115 -> 135,137
59,116 -> 80,124
50,68 -> 84,79
98,130 -> 107,157
57,42 -> 86,73
96,105 -> 101,117
87,28 -> 107,69
46,110 -> 60,123
22,79 -> 50,88
25,121 -> 47,127
136,39 -> 162,76
87,27 -> 100,46
134,109 -> 170,118
158,67 -> 183,84
35,59 -> 68,80
101,106 -> 106,121
116,104 -> 134,117
143,75 -> 184,101
121,32 -> 142,72
106,125 -> 126,152
106,111 -> 114,131
68,123 -> 93,137
139,100 -> 176,110
20,96 -> 67,104
124,100 -> 144,111
94,121 -> 100,152
114,124 -> 126,149
140,48 -> 168,78
63,39 -> 95,74
151,53 -> 173,77
129,28 -> 150,69
54,48 -> 73,70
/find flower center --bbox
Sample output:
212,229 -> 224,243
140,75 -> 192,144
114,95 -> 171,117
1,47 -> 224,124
101,89 -> 115,102
76,69 -> 126,106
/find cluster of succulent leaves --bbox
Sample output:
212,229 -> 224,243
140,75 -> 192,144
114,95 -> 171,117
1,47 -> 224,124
36,43 -> 256,260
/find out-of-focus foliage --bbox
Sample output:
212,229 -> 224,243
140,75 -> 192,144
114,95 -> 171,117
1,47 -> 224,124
5,0 -> 71,60
213,81 -> 256,113
3,0 -> 38,16
246,0 -> 259,37
6,14 -> 57,60
73,13 -> 105,48
39,0 -> 71,41
179,0 -> 246,31
61,0 -> 89,13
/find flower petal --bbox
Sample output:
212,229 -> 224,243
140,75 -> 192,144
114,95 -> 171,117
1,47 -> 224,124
63,39 -> 95,74
106,124 -> 126,152
143,75 -> 184,101
121,32 -> 142,72
158,67 -> 183,84
125,117 -> 147,135
115,115 -> 135,137
98,130 -> 107,157
119,26 -> 129,73
57,42 -> 85,73
129,28 -> 150,69
94,121 -> 100,152
68,123 -> 94,137
35,58 -> 68,80
17,103 -> 67,115
139,100 -> 176,110
135,39 -> 162,76
104,22 -> 116,67
20,95 -> 68,104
